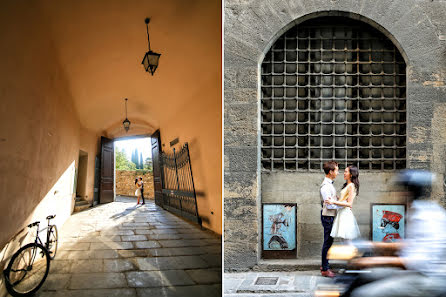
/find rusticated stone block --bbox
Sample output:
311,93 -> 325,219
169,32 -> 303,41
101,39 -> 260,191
224,242 -> 258,271
224,219 -> 258,244
224,199 -> 257,222
224,171 -> 257,199
225,147 -> 257,173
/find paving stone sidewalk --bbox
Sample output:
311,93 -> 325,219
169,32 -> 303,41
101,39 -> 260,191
224,271 -> 328,297
33,197 -> 222,297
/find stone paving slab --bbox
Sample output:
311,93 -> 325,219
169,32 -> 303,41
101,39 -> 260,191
122,235 -> 147,241
69,273 -> 127,289
134,240 -> 161,249
149,247 -> 207,257
104,259 -> 136,272
126,270 -> 195,287
70,259 -> 104,273
37,288 -> 137,297
136,284 -> 222,297
186,269 -> 222,284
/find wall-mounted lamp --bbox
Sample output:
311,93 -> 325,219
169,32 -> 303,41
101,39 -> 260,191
123,98 -> 131,132
141,18 -> 161,75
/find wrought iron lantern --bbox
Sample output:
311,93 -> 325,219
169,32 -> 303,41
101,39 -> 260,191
141,18 -> 161,75
122,98 -> 131,132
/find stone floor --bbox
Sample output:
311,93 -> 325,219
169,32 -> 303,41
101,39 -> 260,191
35,196 -> 222,297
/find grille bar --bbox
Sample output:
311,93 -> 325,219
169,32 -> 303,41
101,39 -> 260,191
261,19 -> 406,171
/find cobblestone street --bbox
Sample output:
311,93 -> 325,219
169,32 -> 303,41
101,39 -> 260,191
35,197 -> 221,297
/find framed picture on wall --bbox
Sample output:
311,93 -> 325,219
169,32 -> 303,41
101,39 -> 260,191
370,203 -> 406,242
262,203 -> 297,259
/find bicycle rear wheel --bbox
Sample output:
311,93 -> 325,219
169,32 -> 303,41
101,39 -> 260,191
47,225 -> 58,260
4,243 -> 50,297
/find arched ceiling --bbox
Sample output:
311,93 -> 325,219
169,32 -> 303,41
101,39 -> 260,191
38,0 -> 221,133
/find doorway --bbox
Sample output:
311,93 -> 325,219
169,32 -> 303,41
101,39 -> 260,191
76,150 -> 88,200
113,136 -> 154,203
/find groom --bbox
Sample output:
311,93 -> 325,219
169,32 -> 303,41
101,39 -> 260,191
320,161 -> 339,277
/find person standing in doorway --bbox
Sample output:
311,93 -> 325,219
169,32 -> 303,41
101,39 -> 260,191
135,178 -> 141,205
139,177 -> 145,205
320,161 -> 339,277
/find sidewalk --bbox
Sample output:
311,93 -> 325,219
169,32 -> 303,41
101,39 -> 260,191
224,270 -> 329,297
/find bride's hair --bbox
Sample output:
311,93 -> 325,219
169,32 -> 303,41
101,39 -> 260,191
342,165 -> 360,195
135,178 -> 138,185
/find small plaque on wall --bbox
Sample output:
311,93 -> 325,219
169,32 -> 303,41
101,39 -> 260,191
371,203 -> 406,242
262,203 -> 297,259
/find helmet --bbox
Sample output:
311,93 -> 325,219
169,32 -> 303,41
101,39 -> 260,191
394,169 -> 435,200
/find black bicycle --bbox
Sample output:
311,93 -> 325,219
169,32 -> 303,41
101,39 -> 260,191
3,215 -> 58,296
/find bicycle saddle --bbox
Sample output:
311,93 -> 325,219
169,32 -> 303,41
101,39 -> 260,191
27,221 -> 39,228
46,215 -> 56,220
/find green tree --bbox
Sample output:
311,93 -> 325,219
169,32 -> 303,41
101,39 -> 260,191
139,152 -> 143,169
144,157 -> 153,172
116,149 -> 136,170
131,149 -> 138,167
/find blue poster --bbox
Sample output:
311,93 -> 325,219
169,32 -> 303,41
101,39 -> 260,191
371,204 -> 405,242
263,204 -> 296,251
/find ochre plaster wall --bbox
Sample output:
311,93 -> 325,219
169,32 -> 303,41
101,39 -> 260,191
0,1 -> 99,277
160,72 -> 222,235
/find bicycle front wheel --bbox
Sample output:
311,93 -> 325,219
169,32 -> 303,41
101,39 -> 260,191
4,243 -> 50,297
47,225 -> 58,260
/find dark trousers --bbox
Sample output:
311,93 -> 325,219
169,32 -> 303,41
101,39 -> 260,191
321,212 -> 334,271
141,189 -> 145,204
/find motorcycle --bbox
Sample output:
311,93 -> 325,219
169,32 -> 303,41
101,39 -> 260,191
314,240 -> 375,297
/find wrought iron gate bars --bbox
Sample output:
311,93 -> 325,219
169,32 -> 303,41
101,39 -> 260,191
160,143 -> 201,226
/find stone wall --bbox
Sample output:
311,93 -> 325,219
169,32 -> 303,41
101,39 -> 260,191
116,170 -> 154,199
224,0 -> 446,271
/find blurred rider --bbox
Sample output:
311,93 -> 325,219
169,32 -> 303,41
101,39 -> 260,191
350,169 -> 446,297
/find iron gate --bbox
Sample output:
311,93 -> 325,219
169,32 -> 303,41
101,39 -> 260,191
160,143 -> 201,226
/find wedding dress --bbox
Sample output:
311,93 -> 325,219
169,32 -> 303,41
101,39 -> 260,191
330,185 -> 361,239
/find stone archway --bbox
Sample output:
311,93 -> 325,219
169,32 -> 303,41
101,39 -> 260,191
224,1 -> 444,270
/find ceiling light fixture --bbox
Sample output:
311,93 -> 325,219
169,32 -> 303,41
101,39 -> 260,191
123,98 -> 131,132
141,18 -> 161,75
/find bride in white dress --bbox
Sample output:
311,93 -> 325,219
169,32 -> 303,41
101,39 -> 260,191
326,165 -> 361,240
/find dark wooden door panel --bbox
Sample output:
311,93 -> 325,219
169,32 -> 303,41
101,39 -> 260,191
100,136 -> 114,204
151,130 -> 163,207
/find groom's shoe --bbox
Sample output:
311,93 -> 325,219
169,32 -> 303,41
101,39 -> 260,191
321,269 -> 336,278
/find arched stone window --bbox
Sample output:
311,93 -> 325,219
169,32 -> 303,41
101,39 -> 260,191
261,17 -> 406,171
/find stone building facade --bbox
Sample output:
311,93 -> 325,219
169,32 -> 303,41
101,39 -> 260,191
224,0 -> 446,271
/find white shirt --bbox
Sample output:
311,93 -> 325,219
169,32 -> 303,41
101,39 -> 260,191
320,177 -> 339,210
400,200 -> 446,277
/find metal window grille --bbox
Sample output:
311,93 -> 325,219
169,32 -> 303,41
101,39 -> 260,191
261,17 -> 406,171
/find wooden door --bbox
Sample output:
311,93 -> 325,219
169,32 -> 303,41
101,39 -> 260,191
151,130 -> 164,207
100,136 -> 114,203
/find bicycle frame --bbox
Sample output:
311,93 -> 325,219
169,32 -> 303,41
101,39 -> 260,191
7,226 -> 41,286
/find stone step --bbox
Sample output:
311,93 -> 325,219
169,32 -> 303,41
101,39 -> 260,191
74,203 -> 90,213
252,258 -> 343,272
75,200 -> 89,206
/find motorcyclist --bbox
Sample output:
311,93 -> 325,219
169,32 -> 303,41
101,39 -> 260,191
349,169 -> 446,297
